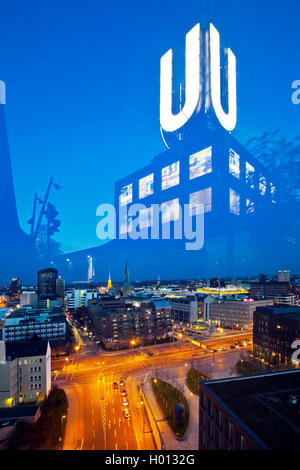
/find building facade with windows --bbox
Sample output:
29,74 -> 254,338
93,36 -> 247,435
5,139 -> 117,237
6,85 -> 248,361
0,340 -> 51,406
167,296 -> 198,324
208,298 -> 274,330
91,300 -> 171,350
1,306 -> 66,343
199,370 -> 300,450
253,305 -> 300,367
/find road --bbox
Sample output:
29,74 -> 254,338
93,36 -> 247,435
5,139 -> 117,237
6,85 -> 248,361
52,329 -> 252,450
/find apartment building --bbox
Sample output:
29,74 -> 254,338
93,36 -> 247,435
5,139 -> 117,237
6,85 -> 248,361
0,340 -> 51,406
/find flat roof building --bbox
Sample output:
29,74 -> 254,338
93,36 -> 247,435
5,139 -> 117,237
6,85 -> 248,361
199,369 -> 300,450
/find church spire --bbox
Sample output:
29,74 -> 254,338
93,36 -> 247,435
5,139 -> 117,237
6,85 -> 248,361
123,258 -> 131,296
107,272 -> 112,290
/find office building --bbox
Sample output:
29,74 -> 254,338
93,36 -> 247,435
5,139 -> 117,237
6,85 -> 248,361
199,370 -> 300,450
0,340 -> 51,407
209,298 -> 273,330
65,289 -> 98,310
20,291 -> 38,307
1,306 -> 66,343
38,268 -> 58,296
168,296 -> 198,324
278,270 -> 290,283
253,305 -> 300,367
249,281 -> 290,299
9,278 -> 22,295
56,277 -> 65,299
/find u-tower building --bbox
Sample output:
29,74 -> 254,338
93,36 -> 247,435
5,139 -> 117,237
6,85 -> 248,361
56,22 -> 291,281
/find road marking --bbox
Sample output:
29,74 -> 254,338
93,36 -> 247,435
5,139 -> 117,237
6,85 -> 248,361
115,443 -> 118,450
126,441 -> 128,449
114,429 -> 116,437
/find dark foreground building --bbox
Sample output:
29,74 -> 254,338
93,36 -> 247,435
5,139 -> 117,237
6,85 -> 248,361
199,370 -> 300,450
253,305 -> 300,367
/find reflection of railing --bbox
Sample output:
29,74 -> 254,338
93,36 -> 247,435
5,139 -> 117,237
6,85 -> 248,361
140,383 -> 166,450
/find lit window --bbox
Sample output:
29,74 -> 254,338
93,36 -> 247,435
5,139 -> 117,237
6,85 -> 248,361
189,147 -> 212,180
162,162 -> 180,190
259,175 -> 266,196
161,199 -> 180,223
119,184 -> 133,206
270,183 -> 276,203
230,189 -> 240,215
246,198 -> 254,214
139,174 -> 154,199
139,207 -> 153,229
245,162 -> 255,189
229,149 -> 240,179
189,188 -> 212,216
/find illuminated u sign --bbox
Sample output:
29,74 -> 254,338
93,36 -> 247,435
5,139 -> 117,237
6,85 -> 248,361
160,22 -> 237,133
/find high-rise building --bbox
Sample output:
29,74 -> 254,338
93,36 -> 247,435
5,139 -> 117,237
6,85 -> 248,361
123,259 -> 131,297
56,276 -> 65,299
9,278 -> 22,295
278,270 -> 290,282
38,268 -> 58,296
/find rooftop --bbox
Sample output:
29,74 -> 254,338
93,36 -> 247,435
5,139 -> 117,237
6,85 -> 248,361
203,369 -> 300,450
6,340 -> 50,360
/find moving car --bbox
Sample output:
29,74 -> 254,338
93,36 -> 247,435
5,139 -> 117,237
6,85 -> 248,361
123,408 -> 130,418
121,389 -> 127,397
219,347 -> 227,351
120,380 -> 125,386
122,397 -> 129,406
113,382 -> 118,389
230,345 -> 236,349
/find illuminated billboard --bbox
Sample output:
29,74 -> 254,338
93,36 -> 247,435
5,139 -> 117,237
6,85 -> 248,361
189,147 -> 212,180
119,184 -> 133,206
229,149 -> 240,179
162,161 -> 180,190
189,188 -> 212,216
139,174 -> 154,199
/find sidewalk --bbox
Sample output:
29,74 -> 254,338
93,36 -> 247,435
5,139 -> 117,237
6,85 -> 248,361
142,373 -> 198,450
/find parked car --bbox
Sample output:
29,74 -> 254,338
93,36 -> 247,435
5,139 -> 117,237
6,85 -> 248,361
113,382 -> 118,389
123,408 -> 130,418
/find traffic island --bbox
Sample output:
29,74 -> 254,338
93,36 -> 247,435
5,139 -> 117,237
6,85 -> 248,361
151,378 -> 189,439
186,368 -> 209,395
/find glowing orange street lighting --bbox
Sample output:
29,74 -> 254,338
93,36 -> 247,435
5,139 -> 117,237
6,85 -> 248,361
130,340 -> 136,346
74,345 -> 80,352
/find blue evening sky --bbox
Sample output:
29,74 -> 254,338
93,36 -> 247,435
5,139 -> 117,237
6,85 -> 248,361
0,0 -> 299,253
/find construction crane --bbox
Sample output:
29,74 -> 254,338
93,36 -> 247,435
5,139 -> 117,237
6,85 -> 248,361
27,177 -> 60,258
